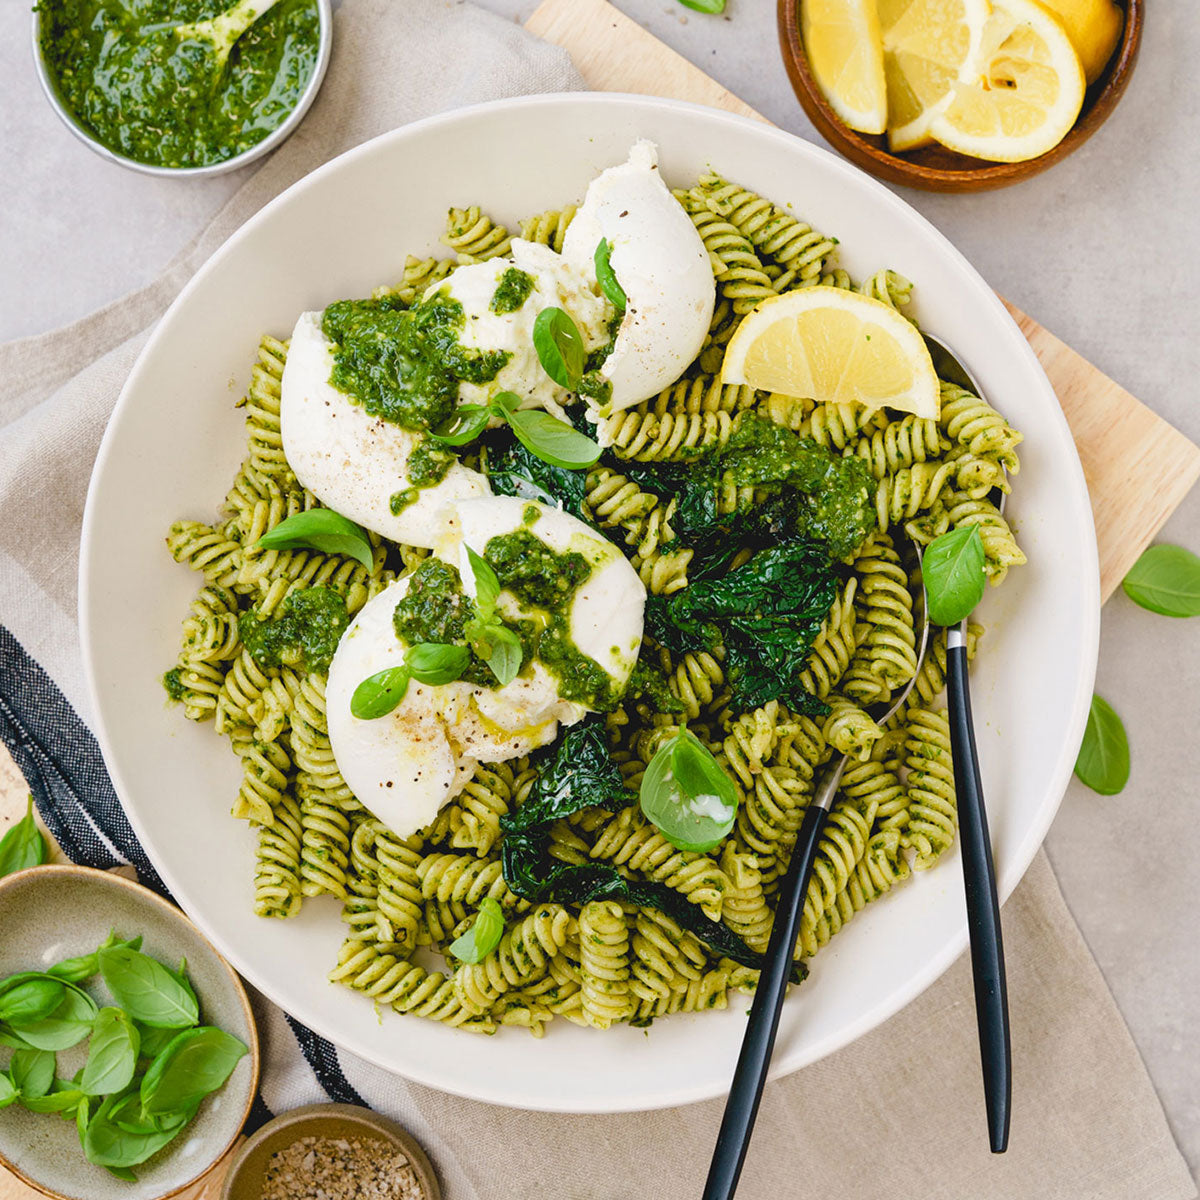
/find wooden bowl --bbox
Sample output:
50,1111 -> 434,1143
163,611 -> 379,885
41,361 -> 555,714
778,0 -> 1143,192
0,865 -> 260,1200
220,1103 -> 441,1200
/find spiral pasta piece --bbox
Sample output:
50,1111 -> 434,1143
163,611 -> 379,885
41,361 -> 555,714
330,940 -> 493,1030
676,188 -> 777,314
798,577 -> 858,700
720,845 -> 773,953
578,901 -> 635,1029
904,707 -> 957,869
696,175 -> 837,291
822,695 -> 885,762
519,205 -> 577,252
842,532 -> 917,703
939,382 -> 1022,472
589,805 -> 729,921
442,206 -> 511,262
167,521 -> 243,587
253,789 -> 304,919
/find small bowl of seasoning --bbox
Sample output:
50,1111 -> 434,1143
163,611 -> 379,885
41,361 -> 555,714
221,1103 -> 441,1200
32,0 -> 333,177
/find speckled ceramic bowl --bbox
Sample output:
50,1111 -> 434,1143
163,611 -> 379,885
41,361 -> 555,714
30,0 -> 333,178
0,865 -> 259,1200
220,1103 -> 441,1200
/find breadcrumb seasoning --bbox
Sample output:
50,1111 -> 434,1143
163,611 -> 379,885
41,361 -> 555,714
260,1135 -> 426,1200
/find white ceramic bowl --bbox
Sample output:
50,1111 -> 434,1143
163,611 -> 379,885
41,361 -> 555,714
79,94 -> 1100,1113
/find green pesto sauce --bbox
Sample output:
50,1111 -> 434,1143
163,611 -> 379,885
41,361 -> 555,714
389,488 -> 419,516
408,438 -> 455,487
490,267 -> 535,315
38,0 -> 320,169
322,290 -> 510,432
162,667 -> 185,701
522,504 -> 541,526
239,586 -> 348,674
485,530 -> 618,711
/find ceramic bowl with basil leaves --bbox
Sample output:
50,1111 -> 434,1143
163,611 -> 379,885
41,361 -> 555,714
0,864 -> 258,1200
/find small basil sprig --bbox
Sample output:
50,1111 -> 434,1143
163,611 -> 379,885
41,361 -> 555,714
80,1008 -> 140,1097
98,946 -> 199,1029
432,390 -> 600,470
1122,543 -> 1200,618
463,547 -> 523,687
449,898 -> 506,964
257,509 -> 374,572
9,1048 -> 56,1100
533,306 -> 586,390
139,1026 -> 248,1115
640,727 -> 738,853
594,239 -> 627,313
0,795 -> 48,879
351,642 -> 472,720
1074,694 -> 1130,796
922,524 -> 986,626
13,983 -> 98,1051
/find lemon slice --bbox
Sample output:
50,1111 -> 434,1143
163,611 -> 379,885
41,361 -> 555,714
1033,0 -> 1123,83
877,0 -> 993,152
719,287 -> 940,419
801,0 -> 887,135
928,0 -> 1086,162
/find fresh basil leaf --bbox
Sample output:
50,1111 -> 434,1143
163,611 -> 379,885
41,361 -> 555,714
136,1023 -> 178,1061
81,1008 -> 140,1097
475,624 -> 523,687
431,403 -> 491,447
406,642 -> 471,686
1122,543 -> 1200,617
10,1047 -> 56,1100
640,729 -> 737,853
0,978 -> 65,1025
1074,694 -> 1130,796
256,509 -> 374,572
594,239 -> 627,313
351,666 -> 411,719
19,1081 -> 84,1114
14,986 -> 97,1051
677,0 -> 725,10
466,545 -> 502,619
0,795 -> 48,879
0,1027 -> 32,1049
505,408 -> 601,470
140,1026 -> 248,1116
922,524 -> 986,626
98,947 -> 199,1029
448,897 -> 505,964
532,307 -> 585,390
83,1092 -> 188,1169
0,1072 -> 16,1110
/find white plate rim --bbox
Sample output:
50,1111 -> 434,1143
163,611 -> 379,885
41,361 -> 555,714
79,92 -> 1101,1112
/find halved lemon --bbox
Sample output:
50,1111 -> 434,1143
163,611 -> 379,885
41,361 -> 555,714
801,0 -> 888,135
1034,0 -> 1123,83
928,0 -> 1086,162
877,0 -> 993,152
719,287 -> 940,419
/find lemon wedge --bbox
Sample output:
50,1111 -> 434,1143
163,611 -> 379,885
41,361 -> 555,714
877,0 -> 993,152
801,0 -> 888,135
719,287 -> 940,419
928,0 -> 1085,162
1033,0 -> 1123,82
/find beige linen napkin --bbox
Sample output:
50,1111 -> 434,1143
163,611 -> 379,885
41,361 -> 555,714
0,3 -> 1193,1198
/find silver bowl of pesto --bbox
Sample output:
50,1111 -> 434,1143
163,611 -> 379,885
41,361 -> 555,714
32,0 -> 332,175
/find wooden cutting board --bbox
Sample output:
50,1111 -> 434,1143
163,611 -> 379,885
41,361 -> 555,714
2,3 -> 1198,1197
526,0 -> 1200,603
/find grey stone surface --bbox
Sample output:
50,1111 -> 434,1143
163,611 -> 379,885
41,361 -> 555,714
4,0 -> 1197,1182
